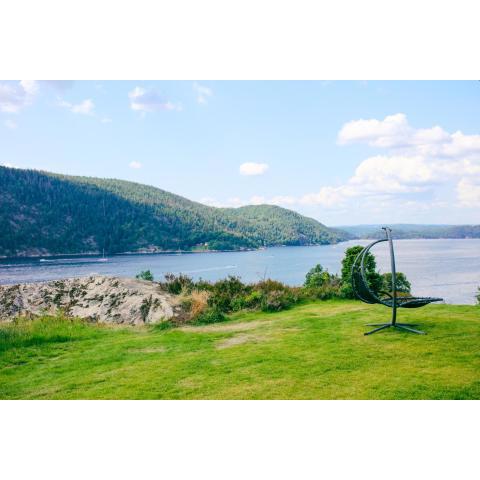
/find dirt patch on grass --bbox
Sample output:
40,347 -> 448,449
177,377 -> 200,389
181,319 -> 271,333
128,346 -> 166,354
301,304 -> 368,316
216,333 -> 266,350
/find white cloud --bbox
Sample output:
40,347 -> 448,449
4,119 -> 17,129
199,196 -> 272,208
100,117 -> 112,124
348,155 -> 436,193
128,87 -> 182,112
338,113 -> 453,150
19,80 -> 39,96
199,197 -> 246,208
300,186 -> 348,207
249,195 -> 266,205
239,162 -> 269,176
1,162 -> 14,168
269,195 -> 297,206
72,99 -> 94,114
129,161 -> 142,169
58,98 -> 95,115
333,112 -> 480,210
0,84 -> 24,112
193,82 -> 213,105
0,80 -> 77,115
457,178 -> 480,207
338,113 -> 411,147
0,80 -> 38,113
210,114 -> 480,216
199,197 -> 219,207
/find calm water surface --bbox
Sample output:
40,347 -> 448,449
1,239 -> 479,305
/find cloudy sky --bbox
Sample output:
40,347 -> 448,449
1,80 -> 479,225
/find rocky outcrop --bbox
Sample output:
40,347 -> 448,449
0,276 -> 182,325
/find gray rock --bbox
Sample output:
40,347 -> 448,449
0,276 -> 182,325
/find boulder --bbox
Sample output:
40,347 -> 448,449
0,276 -> 182,325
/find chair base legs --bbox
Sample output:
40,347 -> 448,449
366,323 -> 418,327
364,323 -> 426,336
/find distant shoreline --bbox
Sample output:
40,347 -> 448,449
2,237 -> 480,261
0,248 -> 258,261
0,244 -> 328,261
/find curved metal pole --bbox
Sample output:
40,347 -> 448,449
383,227 -> 397,326
359,238 -> 388,305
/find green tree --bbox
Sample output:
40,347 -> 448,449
381,272 -> 411,294
136,270 -> 154,281
476,287 -> 480,305
341,245 -> 382,299
304,264 -> 332,288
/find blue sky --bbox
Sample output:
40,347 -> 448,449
1,80 -> 479,225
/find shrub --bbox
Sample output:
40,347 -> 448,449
476,287 -> 480,305
151,320 -> 176,331
261,289 -> 299,312
194,278 -> 214,292
304,282 -> 343,300
160,273 -> 194,294
206,276 -> 252,312
304,264 -> 332,288
381,272 -> 411,294
243,290 -> 264,309
256,279 -> 288,293
189,290 -> 210,318
136,270 -> 154,281
194,307 -> 226,325
303,264 -> 342,299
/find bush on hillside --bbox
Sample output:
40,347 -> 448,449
260,289 -> 300,311
303,263 -> 343,300
194,307 -> 226,325
160,273 -> 194,294
304,264 -> 333,288
159,273 -> 304,320
136,270 -> 154,281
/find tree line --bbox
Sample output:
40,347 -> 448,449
0,166 -> 348,257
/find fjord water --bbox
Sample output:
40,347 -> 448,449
0,239 -> 479,305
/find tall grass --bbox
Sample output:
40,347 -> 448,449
0,316 -> 100,352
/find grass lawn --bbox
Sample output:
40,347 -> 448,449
1,300 -> 479,399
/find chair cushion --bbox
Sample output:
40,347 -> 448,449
382,296 -> 443,308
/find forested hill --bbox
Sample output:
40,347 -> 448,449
0,166 -> 350,257
340,224 -> 480,239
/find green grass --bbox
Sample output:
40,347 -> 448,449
1,300 -> 479,399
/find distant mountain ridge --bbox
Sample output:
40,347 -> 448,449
0,166 -> 350,257
340,224 -> 480,239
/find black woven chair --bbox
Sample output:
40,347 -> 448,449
352,227 -> 443,335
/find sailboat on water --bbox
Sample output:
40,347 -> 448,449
98,201 -> 109,262
98,248 -> 108,262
